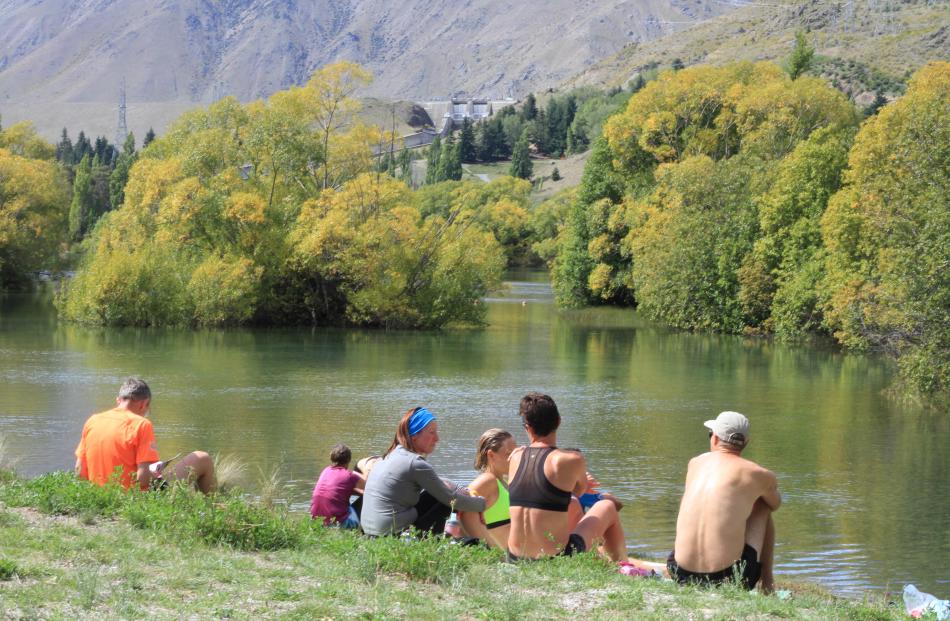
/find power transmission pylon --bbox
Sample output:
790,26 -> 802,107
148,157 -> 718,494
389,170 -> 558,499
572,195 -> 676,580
113,78 -> 128,163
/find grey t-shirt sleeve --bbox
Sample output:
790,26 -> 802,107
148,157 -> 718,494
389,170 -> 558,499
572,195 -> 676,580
410,457 -> 486,513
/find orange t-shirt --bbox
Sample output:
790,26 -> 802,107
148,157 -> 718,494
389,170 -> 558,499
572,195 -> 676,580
74,407 -> 160,490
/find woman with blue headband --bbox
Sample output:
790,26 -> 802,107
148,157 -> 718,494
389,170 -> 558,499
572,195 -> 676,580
361,407 -> 486,537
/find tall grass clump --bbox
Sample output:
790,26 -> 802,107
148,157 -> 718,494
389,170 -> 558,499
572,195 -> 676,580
0,558 -> 21,581
0,471 -> 129,517
0,471 -> 313,552
359,531 -> 500,585
255,462 -> 286,509
123,486 -> 312,551
0,434 -> 18,483
212,453 -> 248,492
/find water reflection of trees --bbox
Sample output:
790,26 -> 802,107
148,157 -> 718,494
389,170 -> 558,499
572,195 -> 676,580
2,291 -> 947,592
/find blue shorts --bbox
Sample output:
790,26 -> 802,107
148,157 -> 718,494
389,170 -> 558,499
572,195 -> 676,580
337,506 -> 360,529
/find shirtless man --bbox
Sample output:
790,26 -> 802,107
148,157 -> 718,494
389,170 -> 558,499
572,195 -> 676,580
506,393 -> 628,562
668,411 -> 780,592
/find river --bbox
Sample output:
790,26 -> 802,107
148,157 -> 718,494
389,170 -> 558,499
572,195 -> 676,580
0,272 -> 947,597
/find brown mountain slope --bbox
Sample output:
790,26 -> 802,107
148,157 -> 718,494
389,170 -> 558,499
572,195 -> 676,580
0,0 -> 738,139
565,0 -> 949,100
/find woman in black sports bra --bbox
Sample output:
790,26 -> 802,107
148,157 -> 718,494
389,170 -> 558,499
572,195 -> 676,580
508,445 -> 572,511
506,393 -> 629,562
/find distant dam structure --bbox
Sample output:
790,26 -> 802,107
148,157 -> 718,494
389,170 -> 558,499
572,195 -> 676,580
403,97 -> 518,149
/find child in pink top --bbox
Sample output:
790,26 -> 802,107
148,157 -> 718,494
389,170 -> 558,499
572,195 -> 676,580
311,444 -> 365,528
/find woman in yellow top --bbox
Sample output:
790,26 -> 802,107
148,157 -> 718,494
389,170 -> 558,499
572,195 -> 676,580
459,429 -> 516,549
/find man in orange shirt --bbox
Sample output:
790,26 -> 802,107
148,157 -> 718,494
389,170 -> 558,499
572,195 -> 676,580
75,378 -> 216,493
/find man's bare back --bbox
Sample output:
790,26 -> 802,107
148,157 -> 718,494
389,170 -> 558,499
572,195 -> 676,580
669,412 -> 780,592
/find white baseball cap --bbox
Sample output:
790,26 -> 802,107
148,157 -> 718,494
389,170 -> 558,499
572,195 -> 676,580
704,411 -> 750,447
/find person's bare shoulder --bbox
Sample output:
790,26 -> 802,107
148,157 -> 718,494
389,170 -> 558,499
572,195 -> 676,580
745,460 -> 778,487
554,447 -> 586,469
469,471 -> 497,496
686,452 -> 709,471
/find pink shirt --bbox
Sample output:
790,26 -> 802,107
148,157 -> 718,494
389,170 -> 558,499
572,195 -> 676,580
310,466 -> 361,525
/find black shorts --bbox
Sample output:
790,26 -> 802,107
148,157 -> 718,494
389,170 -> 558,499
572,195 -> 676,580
667,544 -> 761,590
506,533 -> 588,562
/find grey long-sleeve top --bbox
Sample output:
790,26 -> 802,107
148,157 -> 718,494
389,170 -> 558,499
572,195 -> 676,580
360,446 -> 486,536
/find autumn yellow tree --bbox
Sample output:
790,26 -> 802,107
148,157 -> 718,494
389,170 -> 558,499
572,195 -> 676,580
821,62 -> 950,394
0,123 -> 68,289
558,62 -> 857,330
59,63 -> 503,328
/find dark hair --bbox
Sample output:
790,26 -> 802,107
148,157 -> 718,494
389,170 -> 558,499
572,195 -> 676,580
118,378 -> 151,402
520,393 -> 560,437
330,444 -> 351,467
385,407 -> 421,457
474,428 -> 513,471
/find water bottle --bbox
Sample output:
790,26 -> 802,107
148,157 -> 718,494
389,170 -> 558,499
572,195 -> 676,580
444,512 -> 462,538
903,585 -> 950,620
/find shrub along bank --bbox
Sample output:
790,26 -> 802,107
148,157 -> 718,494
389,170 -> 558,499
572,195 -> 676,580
551,61 -> 950,399
0,471 -> 906,620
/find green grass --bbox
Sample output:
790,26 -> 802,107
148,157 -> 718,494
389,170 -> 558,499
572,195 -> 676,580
0,470 -> 907,620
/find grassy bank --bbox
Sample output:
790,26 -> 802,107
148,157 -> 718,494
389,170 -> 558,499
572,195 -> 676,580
0,471 -> 903,620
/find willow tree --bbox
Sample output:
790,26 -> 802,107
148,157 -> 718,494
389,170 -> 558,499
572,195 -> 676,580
553,62 -> 857,329
821,62 -> 950,395
59,63 -> 503,329
0,145 -> 68,288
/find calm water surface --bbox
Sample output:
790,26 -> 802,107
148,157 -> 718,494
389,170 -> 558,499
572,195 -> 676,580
1,272 -> 947,597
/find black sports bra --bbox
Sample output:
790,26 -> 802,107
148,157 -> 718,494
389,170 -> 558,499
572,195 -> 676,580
508,446 -> 572,512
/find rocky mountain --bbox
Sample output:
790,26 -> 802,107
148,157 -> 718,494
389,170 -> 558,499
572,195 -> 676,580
0,0 -> 735,139
566,0 -> 949,103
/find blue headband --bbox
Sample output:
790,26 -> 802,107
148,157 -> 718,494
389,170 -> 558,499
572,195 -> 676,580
407,407 -> 436,436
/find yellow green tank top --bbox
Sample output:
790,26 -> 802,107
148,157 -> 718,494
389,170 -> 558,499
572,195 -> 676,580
483,478 -> 510,529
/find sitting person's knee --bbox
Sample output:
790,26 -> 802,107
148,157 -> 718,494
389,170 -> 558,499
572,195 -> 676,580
594,498 -> 619,517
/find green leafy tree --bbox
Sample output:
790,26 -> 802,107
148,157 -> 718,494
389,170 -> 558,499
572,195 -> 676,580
459,118 -> 477,163
56,128 -> 74,164
629,154 -> 761,332
551,167 -> 561,181
58,63 -> 505,329
0,121 -> 56,160
821,61 -> 950,395
437,138 -> 462,182
509,129 -> 533,179
864,91 -> 889,116
110,132 -> 137,209
523,93 -> 538,121
552,198 -> 595,307
787,31 -> 815,80
397,147 -> 412,185
143,127 -> 156,148
73,131 -> 92,164
554,61 -> 856,316
425,136 -> 443,184
738,125 -> 855,333
0,142 -> 69,289
90,154 -> 113,219
476,117 -> 507,161
500,114 -> 526,154
68,154 -> 94,241
671,58 -> 685,71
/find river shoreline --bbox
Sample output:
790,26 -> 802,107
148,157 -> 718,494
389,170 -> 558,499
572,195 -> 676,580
0,471 -> 907,620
